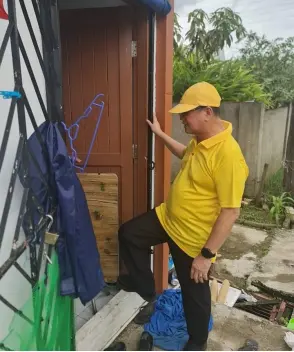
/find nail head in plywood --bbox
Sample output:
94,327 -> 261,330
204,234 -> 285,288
78,173 -> 119,283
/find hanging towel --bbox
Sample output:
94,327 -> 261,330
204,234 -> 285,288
144,289 -> 213,351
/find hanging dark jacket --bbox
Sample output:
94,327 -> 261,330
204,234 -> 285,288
20,121 -> 105,305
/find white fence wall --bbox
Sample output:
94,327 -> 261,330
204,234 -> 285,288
171,102 -> 291,198
0,0 -> 46,340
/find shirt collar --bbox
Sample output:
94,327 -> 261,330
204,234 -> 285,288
195,120 -> 232,149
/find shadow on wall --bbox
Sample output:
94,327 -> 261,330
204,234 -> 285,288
171,102 -> 291,198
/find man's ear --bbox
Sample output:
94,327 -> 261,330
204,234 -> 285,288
203,107 -> 213,122
206,107 -> 214,116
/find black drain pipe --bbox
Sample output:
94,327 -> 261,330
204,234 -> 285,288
147,11 -> 156,210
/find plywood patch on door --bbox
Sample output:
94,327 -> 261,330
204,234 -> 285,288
78,173 -> 119,283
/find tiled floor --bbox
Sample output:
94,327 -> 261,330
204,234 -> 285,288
75,286 -> 119,331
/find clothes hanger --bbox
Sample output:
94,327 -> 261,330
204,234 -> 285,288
61,94 -> 105,172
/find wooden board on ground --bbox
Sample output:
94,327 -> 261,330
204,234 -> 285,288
76,291 -> 145,351
209,280 -> 241,307
78,173 -> 119,283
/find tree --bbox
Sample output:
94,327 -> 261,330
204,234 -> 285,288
186,7 -> 247,62
172,9 -> 268,105
240,32 -> 294,108
173,13 -> 182,51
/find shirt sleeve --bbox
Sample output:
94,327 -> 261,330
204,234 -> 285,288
213,155 -> 249,208
181,140 -> 193,162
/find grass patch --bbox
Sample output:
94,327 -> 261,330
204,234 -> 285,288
251,231 -> 275,259
239,205 -> 276,225
264,168 -> 284,197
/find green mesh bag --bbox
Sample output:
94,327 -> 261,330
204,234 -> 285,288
0,251 -> 75,351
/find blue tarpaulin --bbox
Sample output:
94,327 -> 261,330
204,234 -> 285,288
20,121 -> 105,305
137,0 -> 172,16
145,289 -> 213,351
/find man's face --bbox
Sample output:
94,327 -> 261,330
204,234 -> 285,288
180,107 -> 212,135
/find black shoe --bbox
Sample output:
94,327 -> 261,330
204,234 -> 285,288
104,342 -> 126,351
116,275 -> 136,293
238,339 -> 259,351
138,332 -> 153,351
184,341 -> 207,351
134,300 -> 156,325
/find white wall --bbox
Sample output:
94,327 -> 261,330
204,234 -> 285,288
260,106 -> 291,178
171,102 -> 290,197
0,0 -> 46,341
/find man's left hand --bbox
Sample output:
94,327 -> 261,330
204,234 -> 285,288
190,255 -> 212,283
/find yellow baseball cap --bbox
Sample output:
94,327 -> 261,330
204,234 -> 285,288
169,82 -> 221,114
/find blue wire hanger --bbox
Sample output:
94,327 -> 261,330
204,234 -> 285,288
62,94 -> 105,172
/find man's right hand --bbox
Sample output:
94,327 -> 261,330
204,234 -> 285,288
146,114 -> 186,159
146,115 -> 163,136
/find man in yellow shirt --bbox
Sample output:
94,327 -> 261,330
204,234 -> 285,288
118,82 -> 248,351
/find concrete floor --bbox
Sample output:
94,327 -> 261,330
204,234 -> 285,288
208,304 -> 290,351
116,304 -> 291,351
115,225 -> 294,351
215,225 -> 294,295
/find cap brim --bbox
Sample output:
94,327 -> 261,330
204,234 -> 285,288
169,104 -> 198,114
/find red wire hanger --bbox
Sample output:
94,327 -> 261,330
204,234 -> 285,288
0,0 -> 8,20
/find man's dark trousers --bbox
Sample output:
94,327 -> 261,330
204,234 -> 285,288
118,209 -> 211,348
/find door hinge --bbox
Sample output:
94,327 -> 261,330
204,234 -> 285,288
132,144 -> 138,159
131,41 -> 137,58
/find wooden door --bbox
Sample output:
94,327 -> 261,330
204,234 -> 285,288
60,7 -> 134,223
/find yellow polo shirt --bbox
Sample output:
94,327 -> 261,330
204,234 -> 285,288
156,121 -> 248,259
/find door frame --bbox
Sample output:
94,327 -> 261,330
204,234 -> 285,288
132,6 -> 149,217
153,6 -> 174,293
131,4 -> 174,293
44,1 -> 174,294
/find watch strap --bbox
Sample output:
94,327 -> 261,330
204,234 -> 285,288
201,247 -> 216,259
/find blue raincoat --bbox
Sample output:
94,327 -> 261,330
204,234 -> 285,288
20,121 -> 105,305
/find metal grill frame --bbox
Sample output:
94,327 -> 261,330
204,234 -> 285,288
0,0 -> 63,347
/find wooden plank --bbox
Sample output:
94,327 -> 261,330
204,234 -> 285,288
252,280 -> 294,303
255,163 -> 269,206
78,173 -> 119,283
235,300 -> 280,308
76,291 -> 145,351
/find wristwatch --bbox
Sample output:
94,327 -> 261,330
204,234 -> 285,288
201,247 -> 216,259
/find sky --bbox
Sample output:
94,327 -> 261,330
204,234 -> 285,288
174,0 -> 294,58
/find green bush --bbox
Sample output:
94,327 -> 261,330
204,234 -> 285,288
173,56 -> 271,106
240,33 -> 294,108
264,168 -> 284,198
269,192 -> 294,225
